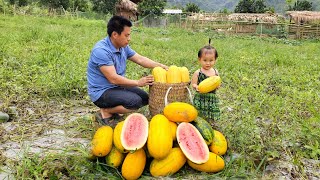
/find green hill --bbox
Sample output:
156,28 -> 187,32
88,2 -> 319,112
166,0 -> 320,13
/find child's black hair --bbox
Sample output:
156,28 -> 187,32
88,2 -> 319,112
197,38 -> 219,59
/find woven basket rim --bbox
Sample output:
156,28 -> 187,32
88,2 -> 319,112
148,82 -> 192,116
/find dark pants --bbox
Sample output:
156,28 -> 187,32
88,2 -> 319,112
93,87 -> 149,110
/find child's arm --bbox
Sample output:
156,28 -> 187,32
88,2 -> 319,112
215,69 -> 221,89
215,69 -> 219,76
191,70 -> 200,91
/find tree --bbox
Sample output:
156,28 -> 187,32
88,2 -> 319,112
235,0 -> 253,13
39,0 -> 70,10
219,8 -> 230,14
18,0 -> 28,6
92,0 -> 117,14
6,0 -> 27,6
184,3 -> 200,13
290,0 -> 313,11
69,0 -> 90,12
137,0 -> 166,17
265,6 -> 275,13
286,0 -> 293,9
234,0 -> 266,13
252,0 -> 266,13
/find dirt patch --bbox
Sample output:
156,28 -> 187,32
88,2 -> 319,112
1,99 -> 319,179
0,99 -> 95,177
264,156 -> 320,179
0,128 -> 90,161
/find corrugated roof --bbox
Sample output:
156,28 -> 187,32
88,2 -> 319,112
163,9 -> 182,14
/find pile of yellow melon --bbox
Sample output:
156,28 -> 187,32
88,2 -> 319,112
152,66 -> 222,94
89,102 -> 228,180
152,66 -> 190,83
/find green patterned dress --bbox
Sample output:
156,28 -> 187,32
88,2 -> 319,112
193,69 -> 220,121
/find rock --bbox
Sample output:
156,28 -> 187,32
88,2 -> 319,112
7,106 -> 19,120
0,166 -> 15,180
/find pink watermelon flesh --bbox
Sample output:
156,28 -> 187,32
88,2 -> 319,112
121,113 -> 148,151
177,122 -> 209,164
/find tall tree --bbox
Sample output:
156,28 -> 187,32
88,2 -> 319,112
92,0 -> 117,14
69,0 -> 90,12
235,0 -> 253,13
292,0 -> 313,10
286,0 -> 294,8
184,2 -> 200,13
234,0 -> 266,13
18,0 -> 28,6
39,0 -> 70,10
137,0 -> 166,16
252,0 -> 266,13
8,0 -> 15,5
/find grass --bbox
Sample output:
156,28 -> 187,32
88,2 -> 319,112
0,14 -> 320,179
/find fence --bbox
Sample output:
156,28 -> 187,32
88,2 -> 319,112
288,24 -> 320,39
4,6 -> 319,39
138,12 -> 320,39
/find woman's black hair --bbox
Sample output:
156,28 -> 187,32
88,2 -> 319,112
197,38 -> 218,59
107,16 -> 132,37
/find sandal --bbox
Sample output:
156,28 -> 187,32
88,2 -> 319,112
95,112 -> 124,120
113,113 -> 124,120
94,111 -> 103,121
95,113 -> 119,128
96,116 -> 111,125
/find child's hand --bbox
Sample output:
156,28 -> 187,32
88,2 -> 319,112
195,85 -> 199,92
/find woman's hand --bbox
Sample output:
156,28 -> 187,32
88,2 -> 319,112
137,75 -> 154,87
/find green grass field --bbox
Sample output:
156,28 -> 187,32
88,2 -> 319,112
0,14 -> 319,179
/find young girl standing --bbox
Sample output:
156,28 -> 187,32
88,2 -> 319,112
191,39 -> 220,124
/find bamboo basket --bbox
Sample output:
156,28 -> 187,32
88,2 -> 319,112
148,82 -> 192,116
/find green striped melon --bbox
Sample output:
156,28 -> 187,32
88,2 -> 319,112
191,117 -> 215,145
0,112 -> 9,123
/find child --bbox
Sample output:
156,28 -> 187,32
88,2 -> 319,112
191,39 -> 220,124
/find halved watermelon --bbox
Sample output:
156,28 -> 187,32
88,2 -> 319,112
120,113 -> 149,151
176,122 -> 209,164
